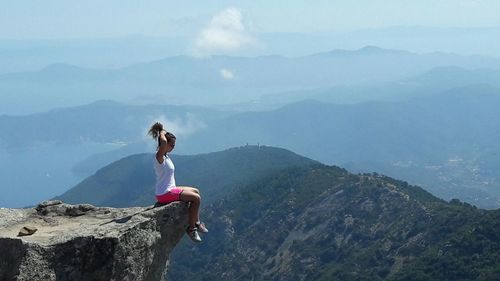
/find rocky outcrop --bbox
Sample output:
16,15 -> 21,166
0,200 -> 188,281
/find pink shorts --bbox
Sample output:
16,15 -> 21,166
156,187 -> 183,204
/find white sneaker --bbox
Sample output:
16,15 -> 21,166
196,221 -> 209,233
186,226 -> 202,243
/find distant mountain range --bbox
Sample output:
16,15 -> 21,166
182,87 -> 500,208
2,27 -> 500,75
254,66 -> 500,108
0,100 -> 231,148
54,145 -> 500,281
2,80 -> 500,208
2,46 -> 500,114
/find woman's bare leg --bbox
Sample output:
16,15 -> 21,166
177,186 -> 200,195
179,189 -> 200,228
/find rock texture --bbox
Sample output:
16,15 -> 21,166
0,200 -> 188,281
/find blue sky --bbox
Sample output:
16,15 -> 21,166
2,0 -> 500,39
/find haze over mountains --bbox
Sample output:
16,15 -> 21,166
2,26 -> 500,75
1,44 -> 500,209
2,82 -> 500,208
2,46 -> 500,114
0,101 -> 233,207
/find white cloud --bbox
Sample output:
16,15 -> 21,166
192,7 -> 258,56
220,68 -> 234,80
145,113 -> 206,141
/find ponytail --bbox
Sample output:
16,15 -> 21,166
147,122 -> 163,139
147,122 -> 176,149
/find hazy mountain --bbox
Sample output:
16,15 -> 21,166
261,27 -> 500,58
182,87 -> 500,208
0,36 -> 190,74
3,80 -> 500,209
2,26 -> 500,75
2,46 -> 500,114
247,66 -> 500,109
4,83 -> 500,208
0,101 -> 232,208
187,86 -> 500,163
0,100 -> 231,149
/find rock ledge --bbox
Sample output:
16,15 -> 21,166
0,201 -> 188,281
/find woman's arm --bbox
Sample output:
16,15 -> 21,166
156,130 -> 168,164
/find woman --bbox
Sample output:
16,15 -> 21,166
148,122 -> 208,242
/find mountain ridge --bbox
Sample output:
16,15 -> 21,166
55,145 -> 320,207
3,45 -> 500,114
168,163 -> 500,281
47,144 -> 500,280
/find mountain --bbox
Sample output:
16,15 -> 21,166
4,66 -> 498,150
0,100 -> 231,149
188,87 -> 500,165
4,83 -> 500,209
0,100 -> 233,208
2,46 -> 500,114
3,27 -> 500,75
182,88 -> 500,208
4,83 -> 500,208
168,164 -> 500,281
53,145 -> 500,280
55,146 -> 319,207
251,66 -> 500,108
0,36 -> 190,75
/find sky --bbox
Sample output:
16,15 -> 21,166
2,0 -> 500,40
1,0 -> 500,70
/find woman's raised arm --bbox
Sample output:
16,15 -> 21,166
156,130 -> 168,164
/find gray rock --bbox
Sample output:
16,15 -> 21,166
0,201 -> 188,281
17,226 -> 38,237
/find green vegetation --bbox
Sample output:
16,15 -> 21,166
168,166 -> 500,281
56,145 -> 318,207
57,145 -> 500,280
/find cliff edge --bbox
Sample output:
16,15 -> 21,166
0,200 -> 188,281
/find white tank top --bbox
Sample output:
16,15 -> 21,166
153,154 -> 176,195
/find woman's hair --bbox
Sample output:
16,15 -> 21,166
147,122 -> 176,148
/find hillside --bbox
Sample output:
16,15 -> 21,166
183,88 -> 500,208
53,145 -> 500,280
0,100 -> 231,149
55,146 -> 319,207
168,164 -> 500,281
